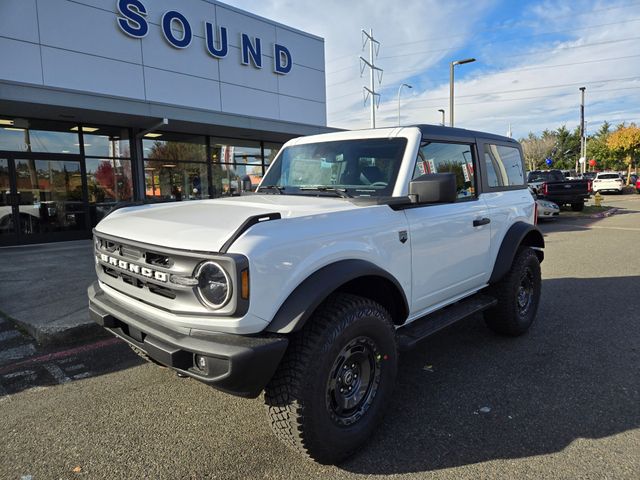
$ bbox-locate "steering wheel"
[369,181,388,187]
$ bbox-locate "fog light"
[195,355,207,370]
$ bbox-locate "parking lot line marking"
[554,223,640,232]
[43,363,71,384]
[65,364,85,372]
[0,330,22,342]
[0,337,121,375]
[3,370,36,379]
[0,344,36,363]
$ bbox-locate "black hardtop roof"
[413,124,519,145]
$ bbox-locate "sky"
[226,0,640,139]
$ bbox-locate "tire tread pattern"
[264,293,395,463]
[485,247,541,336]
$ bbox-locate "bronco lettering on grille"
[98,253,168,282]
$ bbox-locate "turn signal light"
[241,269,250,300]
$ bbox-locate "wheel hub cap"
[325,336,382,427]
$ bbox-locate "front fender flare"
[265,259,408,334]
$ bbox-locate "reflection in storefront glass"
[143,137,206,162]
[0,159,11,236]
[86,159,133,203]
[83,128,131,158]
[144,161,209,201]
[13,159,85,234]
[264,142,282,166]
[0,127,80,154]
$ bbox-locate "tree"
[551,125,581,169]
[520,133,555,171]
[606,124,640,184]
[586,122,616,171]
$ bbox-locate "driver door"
[404,141,491,316]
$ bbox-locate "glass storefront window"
[144,161,209,201]
[143,133,206,163]
[0,127,80,154]
[83,127,131,158]
[211,163,264,196]
[86,159,133,203]
[210,138,262,165]
[264,142,282,166]
[12,158,85,234]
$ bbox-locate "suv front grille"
[94,235,203,310]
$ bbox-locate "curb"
[590,207,619,219]
[3,310,109,347]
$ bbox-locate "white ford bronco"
[88,125,544,464]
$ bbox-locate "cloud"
[225,0,640,137]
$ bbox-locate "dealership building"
[0,0,329,246]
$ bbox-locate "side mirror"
[409,173,457,204]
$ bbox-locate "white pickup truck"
[88,125,544,464]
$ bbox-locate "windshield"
[259,138,407,197]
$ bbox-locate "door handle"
[473,217,491,227]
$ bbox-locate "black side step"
[397,294,497,351]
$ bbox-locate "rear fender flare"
[489,222,544,284]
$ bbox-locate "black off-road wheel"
[264,293,398,464]
[485,247,541,336]
[571,202,584,212]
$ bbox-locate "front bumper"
[88,282,288,398]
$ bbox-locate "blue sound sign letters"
[116,0,293,75]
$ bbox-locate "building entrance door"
[0,155,89,246]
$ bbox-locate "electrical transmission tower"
[360,29,383,128]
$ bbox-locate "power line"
[401,75,640,105]
[384,15,640,51]
[377,34,640,61]
[380,55,640,82]
[328,82,640,119]
[328,72,640,103]
[325,1,640,65]
[327,33,640,79]
[404,86,640,110]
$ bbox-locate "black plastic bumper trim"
[88,282,288,398]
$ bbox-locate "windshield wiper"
[258,185,285,194]
[298,186,352,198]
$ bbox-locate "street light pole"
[449,58,476,127]
[438,109,445,126]
[579,87,586,174]
[397,83,412,126]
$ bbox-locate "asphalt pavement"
[0,240,99,345]
[0,194,639,479]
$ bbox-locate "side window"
[413,142,476,201]
[484,144,525,187]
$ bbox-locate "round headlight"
[195,261,231,309]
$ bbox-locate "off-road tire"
[485,247,541,336]
[264,293,398,464]
[571,202,584,212]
